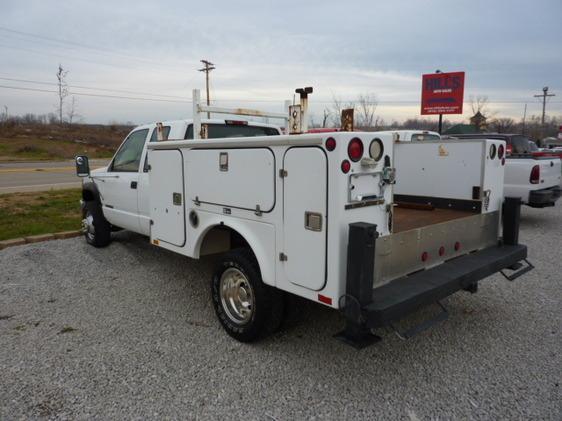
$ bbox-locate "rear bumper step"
[364,244,527,329]
[336,197,532,348]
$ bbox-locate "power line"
[0,85,191,103]
[0,76,189,100]
[1,83,561,106]
[0,26,198,70]
[0,41,190,78]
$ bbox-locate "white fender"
[188,210,276,287]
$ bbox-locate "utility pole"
[534,86,555,125]
[522,103,527,135]
[198,59,215,119]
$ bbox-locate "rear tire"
[211,249,284,342]
[82,202,111,248]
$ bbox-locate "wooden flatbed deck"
[393,205,475,233]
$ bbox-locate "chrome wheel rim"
[82,213,95,241]
[219,268,254,325]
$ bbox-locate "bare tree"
[356,93,379,129]
[1,105,7,123]
[330,95,356,127]
[490,117,515,133]
[469,95,497,119]
[56,64,68,124]
[66,96,81,125]
[322,108,330,128]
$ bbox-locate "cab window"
[150,126,171,142]
[411,133,440,141]
[111,129,149,172]
[185,123,279,139]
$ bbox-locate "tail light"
[454,241,461,251]
[341,160,351,173]
[348,138,364,162]
[439,246,445,256]
[498,144,505,159]
[421,251,429,262]
[325,137,336,151]
[530,165,540,184]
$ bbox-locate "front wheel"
[211,249,284,342]
[82,202,111,247]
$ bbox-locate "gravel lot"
[1,206,560,420]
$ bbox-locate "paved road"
[0,159,110,194]
[0,205,560,419]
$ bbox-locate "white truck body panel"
[283,147,327,290]
[149,149,186,246]
[186,148,276,212]
[394,139,505,212]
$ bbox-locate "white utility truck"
[76,88,532,347]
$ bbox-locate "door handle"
[130,181,138,189]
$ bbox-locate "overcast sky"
[1,0,561,125]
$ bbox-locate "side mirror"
[75,155,90,177]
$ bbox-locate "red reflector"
[325,137,336,151]
[454,241,461,251]
[341,159,351,173]
[501,158,506,166]
[439,246,445,256]
[421,251,429,262]
[348,138,364,162]
[530,165,540,184]
[318,294,332,305]
[498,144,505,159]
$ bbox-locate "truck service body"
[450,133,561,208]
[76,90,532,347]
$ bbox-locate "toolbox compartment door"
[149,149,186,247]
[283,147,327,290]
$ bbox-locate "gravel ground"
[1,206,560,420]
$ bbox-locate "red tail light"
[530,165,540,184]
[454,241,461,251]
[498,144,505,159]
[348,138,364,162]
[325,137,336,151]
[439,246,445,256]
[421,251,429,262]
[341,160,351,173]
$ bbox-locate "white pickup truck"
[448,133,561,208]
[75,90,532,347]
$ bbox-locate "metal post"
[502,197,521,246]
[192,89,201,140]
[284,100,291,134]
[335,222,380,348]
[438,114,443,134]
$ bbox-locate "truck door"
[149,149,186,247]
[100,128,149,232]
[283,147,327,290]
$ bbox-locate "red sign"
[421,71,465,115]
